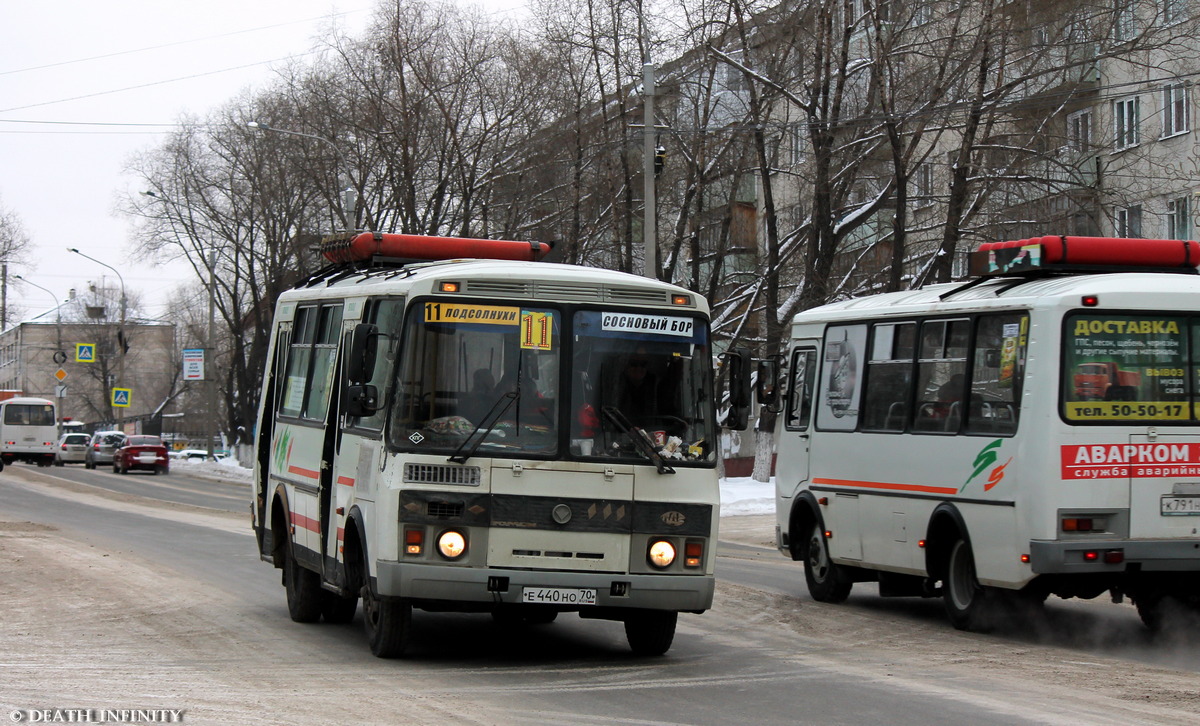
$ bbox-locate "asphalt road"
[2,463,1198,725]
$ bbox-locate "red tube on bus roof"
[320,232,553,264]
[973,236,1200,276]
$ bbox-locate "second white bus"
[0,396,58,469]
[773,235,1200,631]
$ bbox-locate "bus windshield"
[569,310,715,465]
[391,301,561,456]
[387,302,714,465]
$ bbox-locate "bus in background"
[0,396,58,469]
[253,232,726,657]
[771,236,1200,631]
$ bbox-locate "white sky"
[0,0,526,321]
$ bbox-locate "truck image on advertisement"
[1073,361,1141,400]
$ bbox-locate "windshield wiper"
[448,391,518,464]
[600,406,675,474]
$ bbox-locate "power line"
[0,8,370,77]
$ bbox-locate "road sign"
[54,368,67,382]
[111,388,131,408]
[182,348,205,381]
[55,385,67,398]
[76,344,95,363]
[53,350,67,365]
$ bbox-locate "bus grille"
[403,463,481,487]
[427,500,465,519]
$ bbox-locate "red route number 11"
[521,312,553,350]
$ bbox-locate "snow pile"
[178,457,775,517]
[720,476,774,516]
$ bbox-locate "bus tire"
[943,537,994,632]
[284,544,323,624]
[320,590,358,624]
[624,609,677,656]
[804,523,852,603]
[361,574,411,658]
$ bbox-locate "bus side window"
[785,349,816,430]
[862,322,915,432]
[349,298,405,431]
[914,319,969,433]
[966,313,1027,435]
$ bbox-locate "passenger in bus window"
[616,350,658,420]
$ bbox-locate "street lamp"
[13,275,64,433]
[66,248,126,423]
[140,191,219,461]
[247,120,358,230]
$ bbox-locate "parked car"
[113,435,169,475]
[169,448,212,461]
[84,431,126,469]
[54,432,91,466]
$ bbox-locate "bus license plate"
[1161,495,1200,515]
[521,587,596,605]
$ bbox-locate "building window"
[1167,197,1190,240]
[913,3,933,26]
[1115,205,1143,237]
[1113,96,1140,150]
[1163,0,1187,26]
[913,164,934,206]
[788,123,805,166]
[1162,83,1189,137]
[1068,109,1092,152]
[1114,0,1137,42]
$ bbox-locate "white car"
[170,449,213,461]
[54,433,91,466]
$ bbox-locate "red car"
[113,435,170,475]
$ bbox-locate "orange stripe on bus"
[336,475,355,487]
[290,511,320,533]
[812,477,958,495]
[287,465,320,480]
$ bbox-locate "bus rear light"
[1104,549,1124,564]
[1062,517,1107,532]
[404,527,424,555]
[684,541,703,568]
[1083,551,1099,562]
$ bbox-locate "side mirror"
[347,323,380,384]
[724,348,752,430]
[756,356,781,410]
[345,384,381,418]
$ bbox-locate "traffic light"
[654,142,666,177]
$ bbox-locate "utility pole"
[206,249,217,461]
[643,63,657,280]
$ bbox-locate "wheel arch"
[341,506,369,594]
[925,502,969,581]
[787,491,822,561]
[269,484,292,569]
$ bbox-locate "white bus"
[0,396,58,469]
[772,236,1200,631]
[253,232,723,657]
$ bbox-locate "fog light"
[437,530,467,560]
[648,540,676,568]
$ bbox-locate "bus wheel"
[1135,593,1199,632]
[320,590,358,624]
[361,580,411,658]
[944,537,994,632]
[284,544,322,623]
[804,523,852,603]
[624,609,677,656]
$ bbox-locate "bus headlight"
[647,540,676,568]
[437,530,468,560]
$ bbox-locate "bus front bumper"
[376,561,715,612]
[1029,538,1200,574]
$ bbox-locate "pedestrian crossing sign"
[111,388,131,408]
[76,343,96,363]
